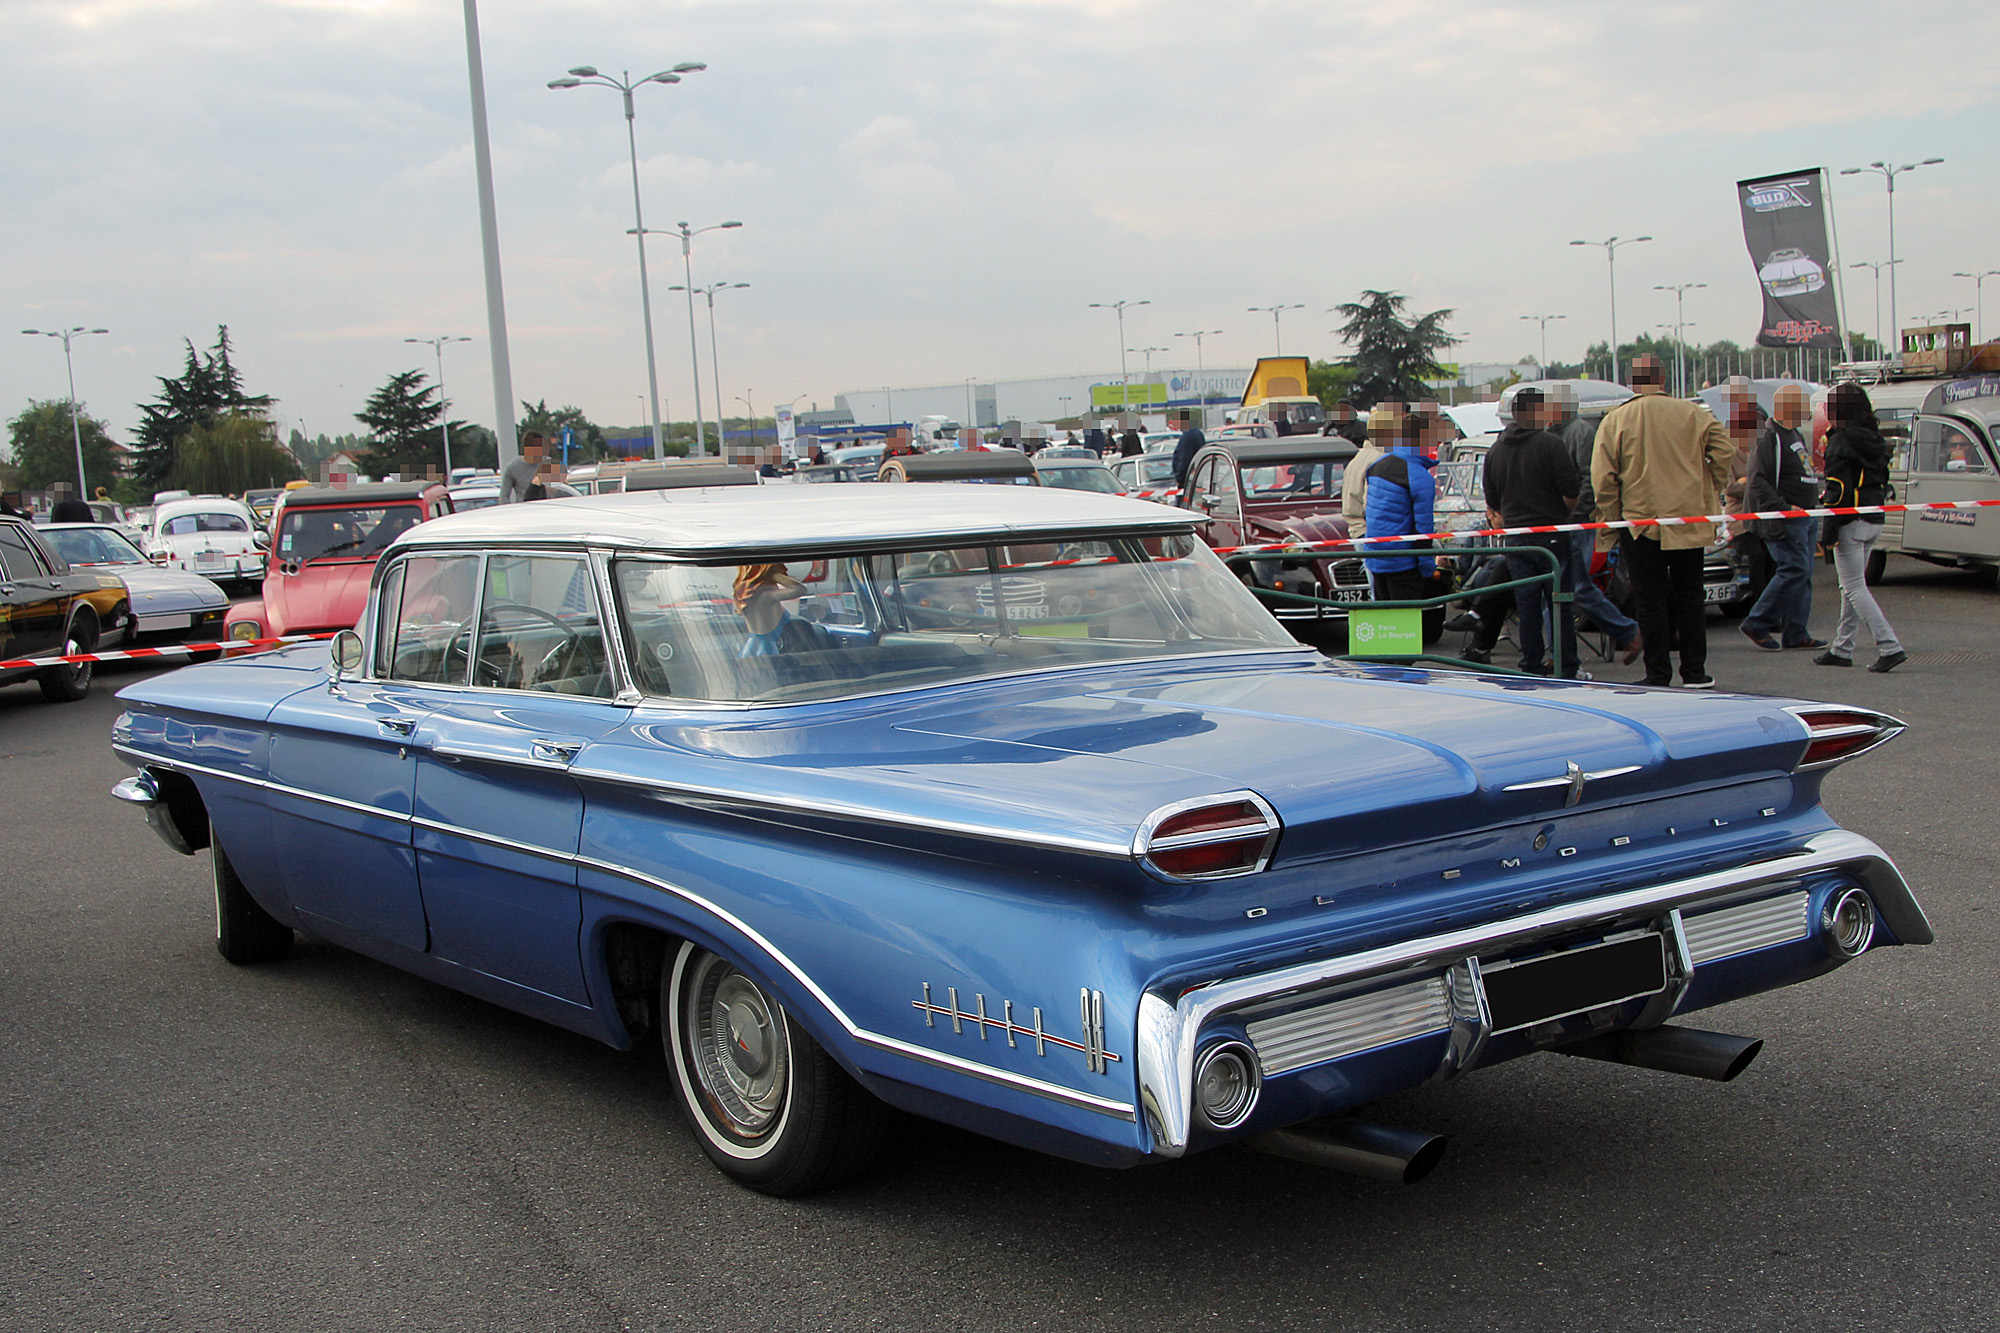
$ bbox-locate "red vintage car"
[1180,438,1366,638]
[225,482,453,643]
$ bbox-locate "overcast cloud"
[5,0,1998,442]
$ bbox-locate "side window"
[373,560,407,676]
[1914,418,1993,475]
[1190,458,1217,508]
[384,554,481,685]
[473,555,612,696]
[0,523,47,578]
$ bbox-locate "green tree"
[132,326,274,489]
[520,400,606,461]
[357,369,453,476]
[1307,360,1359,408]
[1331,290,1461,407]
[6,399,122,493]
[174,413,301,494]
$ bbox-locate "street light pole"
[405,336,472,477]
[1953,270,2000,345]
[963,377,977,429]
[1839,158,1943,361]
[1127,345,1169,375]
[548,61,706,461]
[21,327,108,497]
[1519,314,1566,371]
[1247,304,1305,354]
[1089,299,1150,412]
[1652,284,1704,397]
[669,281,749,456]
[1172,329,1223,429]
[1849,260,1902,358]
[460,0,520,471]
[634,220,743,457]
[1571,236,1651,384]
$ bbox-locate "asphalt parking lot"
[2,558,1994,1333]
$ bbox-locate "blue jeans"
[1505,535,1578,677]
[1744,516,1816,645]
[1568,530,1638,644]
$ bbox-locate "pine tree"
[1331,291,1461,408]
[356,369,448,477]
[131,326,275,489]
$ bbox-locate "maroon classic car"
[225,482,452,644]
[1180,437,1366,636]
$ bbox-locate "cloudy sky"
[5,0,1999,446]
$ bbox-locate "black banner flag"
[1737,171,1844,349]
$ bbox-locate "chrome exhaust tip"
[1247,1120,1448,1185]
[1556,1024,1763,1083]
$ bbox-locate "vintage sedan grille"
[1681,891,1811,965]
[1245,976,1452,1076]
[1329,558,1369,591]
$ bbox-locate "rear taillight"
[1786,706,1905,770]
[1136,793,1279,880]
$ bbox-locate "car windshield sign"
[280,505,423,564]
[609,533,1294,703]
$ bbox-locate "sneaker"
[1443,611,1483,633]
[1459,646,1492,665]
[1681,674,1716,689]
[1868,650,1909,674]
[1619,631,1643,665]
[1784,637,1829,650]
[1740,626,1781,652]
[1813,651,1852,667]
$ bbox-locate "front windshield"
[1239,458,1342,501]
[612,533,1295,703]
[1039,466,1122,494]
[278,504,423,564]
[45,527,147,566]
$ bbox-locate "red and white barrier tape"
[1213,498,2000,556]
[0,631,338,672]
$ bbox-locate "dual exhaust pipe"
[1244,1025,1761,1186]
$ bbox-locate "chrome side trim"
[1135,829,1925,1156]
[113,745,262,790]
[409,816,575,865]
[263,779,405,824]
[1681,891,1811,965]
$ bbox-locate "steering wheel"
[442,602,582,688]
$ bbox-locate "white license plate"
[1702,581,1738,603]
[1328,588,1371,603]
[195,552,224,566]
[147,614,191,631]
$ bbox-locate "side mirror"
[329,628,364,680]
[253,529,271,548]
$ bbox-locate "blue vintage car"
[109,487,1929,1195]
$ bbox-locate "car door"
[400,551,627,1005]
[1902,415,2000,560]
[0,519,67,660]
[261,552,475,951]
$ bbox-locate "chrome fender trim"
[1135,829,1925,1156]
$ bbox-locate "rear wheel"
[37,617,96,702]
[213,830,293,964]
[663,943,887,1195]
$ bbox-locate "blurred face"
[1773,385,1810,429]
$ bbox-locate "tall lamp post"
[734,392,758,460]
[1128,345,1169,374]
[670,280,750,456]
[1652,283,1705,397]
[1519,313,1566,371]
[459,0,519,471]
[634,220,743,456]
[1089,299,1150,413]
[1247,303,1305,354]
[1839,158,1943,362]
[1953,270,1999,345]
[21,327,108,497]
[1173,328,1223,428]
[405,335,472,477]
[1570,236,1651,384]
[1849,260,1903,358]
[548,62,707,461]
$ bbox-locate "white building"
[833,367,1256,430]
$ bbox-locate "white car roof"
[153,496,255,521]
[390,484,1194,559]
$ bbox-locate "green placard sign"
[1345,606,1421,656]
[1089,382,1168,409]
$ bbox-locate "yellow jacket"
[1591,391,1733,550]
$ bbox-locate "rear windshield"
[611,533,1293,703]
[161,511,249,536]
[1239,458,1342,500]
[278,505,424,563]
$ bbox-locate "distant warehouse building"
[832,367,1255,431]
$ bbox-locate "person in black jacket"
[1482,388,1584,677]
[1169,413,1205,492]
[1815,382,1905,672]
[1739,385,1827,651]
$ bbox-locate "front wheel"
[663,943,888,1195]
[213,830,293,964]
[37,618,96,702]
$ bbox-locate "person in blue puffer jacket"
[1362,408,1438,603]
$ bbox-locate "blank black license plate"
[1481,934,1668,1034]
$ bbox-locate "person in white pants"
[1815,382,1906,674]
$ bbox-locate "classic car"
[447,480,583,511]
[879,452,1036,485]
[1759,247,1827,298]
[1180,437,1369,632]
[0,514,106,702]
[108,488,1929,1196]
[1032,458,1125,494]
[150,497,267,591]
[225,482,452,643]
[1109,451,1181,503]
[39,523,229,643]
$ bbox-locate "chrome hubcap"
[684,953,789,1139]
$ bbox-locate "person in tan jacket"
[1592,355,1732,688]
[1340,402,1398,539]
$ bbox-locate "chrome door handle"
[377,717,418,737]
[530,739,582,765]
